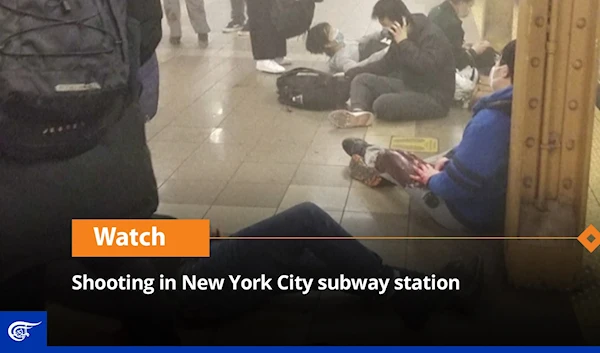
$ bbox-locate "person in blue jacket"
[342,40,516,234]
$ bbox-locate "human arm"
[427,112,511,201]
[388,29,451,75]
[344,57,391,80]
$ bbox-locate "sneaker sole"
[223,28,242,33]
[349,155,382,187]
[328,110,375,129]
[257,68,286,75]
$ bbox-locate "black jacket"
[346,14,455,113]
[128,0,163,64]
[428,1,475,70]
[0,0,163,281]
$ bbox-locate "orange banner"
[72,219,210,257]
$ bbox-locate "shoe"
[275,57,292,66]
[223,21,244,33]
[256,60,286,74]
[349,155,383,187]
[328,110,375,129]
[342,138,370,158]
[454,67,477,105]
[169,36,181,45]
[459,65,479,84]
[198,33,209,48]
[238,23,250,36]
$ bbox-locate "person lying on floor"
[428,0,498,105]
[167,202,484,328]
[428,0,497,76]
[341,40,516,234]
[305,22,390,74]
[327,0,455,129]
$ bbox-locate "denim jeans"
[177,203,396,320]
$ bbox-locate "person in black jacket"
[0,0,179,345]
[328,0,455,128]
[428,0,497,75]
[247,0,292,74]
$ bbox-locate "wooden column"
[505,0,600,289]
[479,0,515,49]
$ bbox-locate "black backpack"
[271,0,317,39]
[276,68,351,111]
[0,0,132,162]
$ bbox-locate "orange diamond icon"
[578,225,600,253]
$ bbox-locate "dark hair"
[372,0,413,25]
[306,22,332,54]
[499,40,516,82]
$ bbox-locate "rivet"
[577,18,587,28]
[566,140,575,150]
[42,129,49,135]
[568,100,579,110]
[523,177,533,188]
[563,179,573,189]
[526,137,535,148]
[58,126,63,132]
[535,16,546,27]
[529,98,539,109]
[572,59,583,70]
[531,57,541,67]
[49,127,55,133]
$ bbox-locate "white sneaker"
[458,66,479,85]
[328,110,375,129]
[455,68,477,104]
[275,57,292,66]
[256,60,286,74]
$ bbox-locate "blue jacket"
[428,86,513,233]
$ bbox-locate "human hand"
[473,40,491,55]
[389,19,408,44]
[411,163,441,185]
[434,157,450,171]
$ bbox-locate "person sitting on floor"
[341,40,516,234]
[429,0,497,75]
[327,0,455,128]
[428,0,498,105]
[305,22,390,74]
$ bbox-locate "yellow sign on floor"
[390,137,439,153]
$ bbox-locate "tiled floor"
[49,0,600,345]
[151,0,474,242]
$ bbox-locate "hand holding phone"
[388,17,408,44]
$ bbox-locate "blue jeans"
[178,203,395,319]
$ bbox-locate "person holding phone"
[328,0,455,128]
[341,40,517,234]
